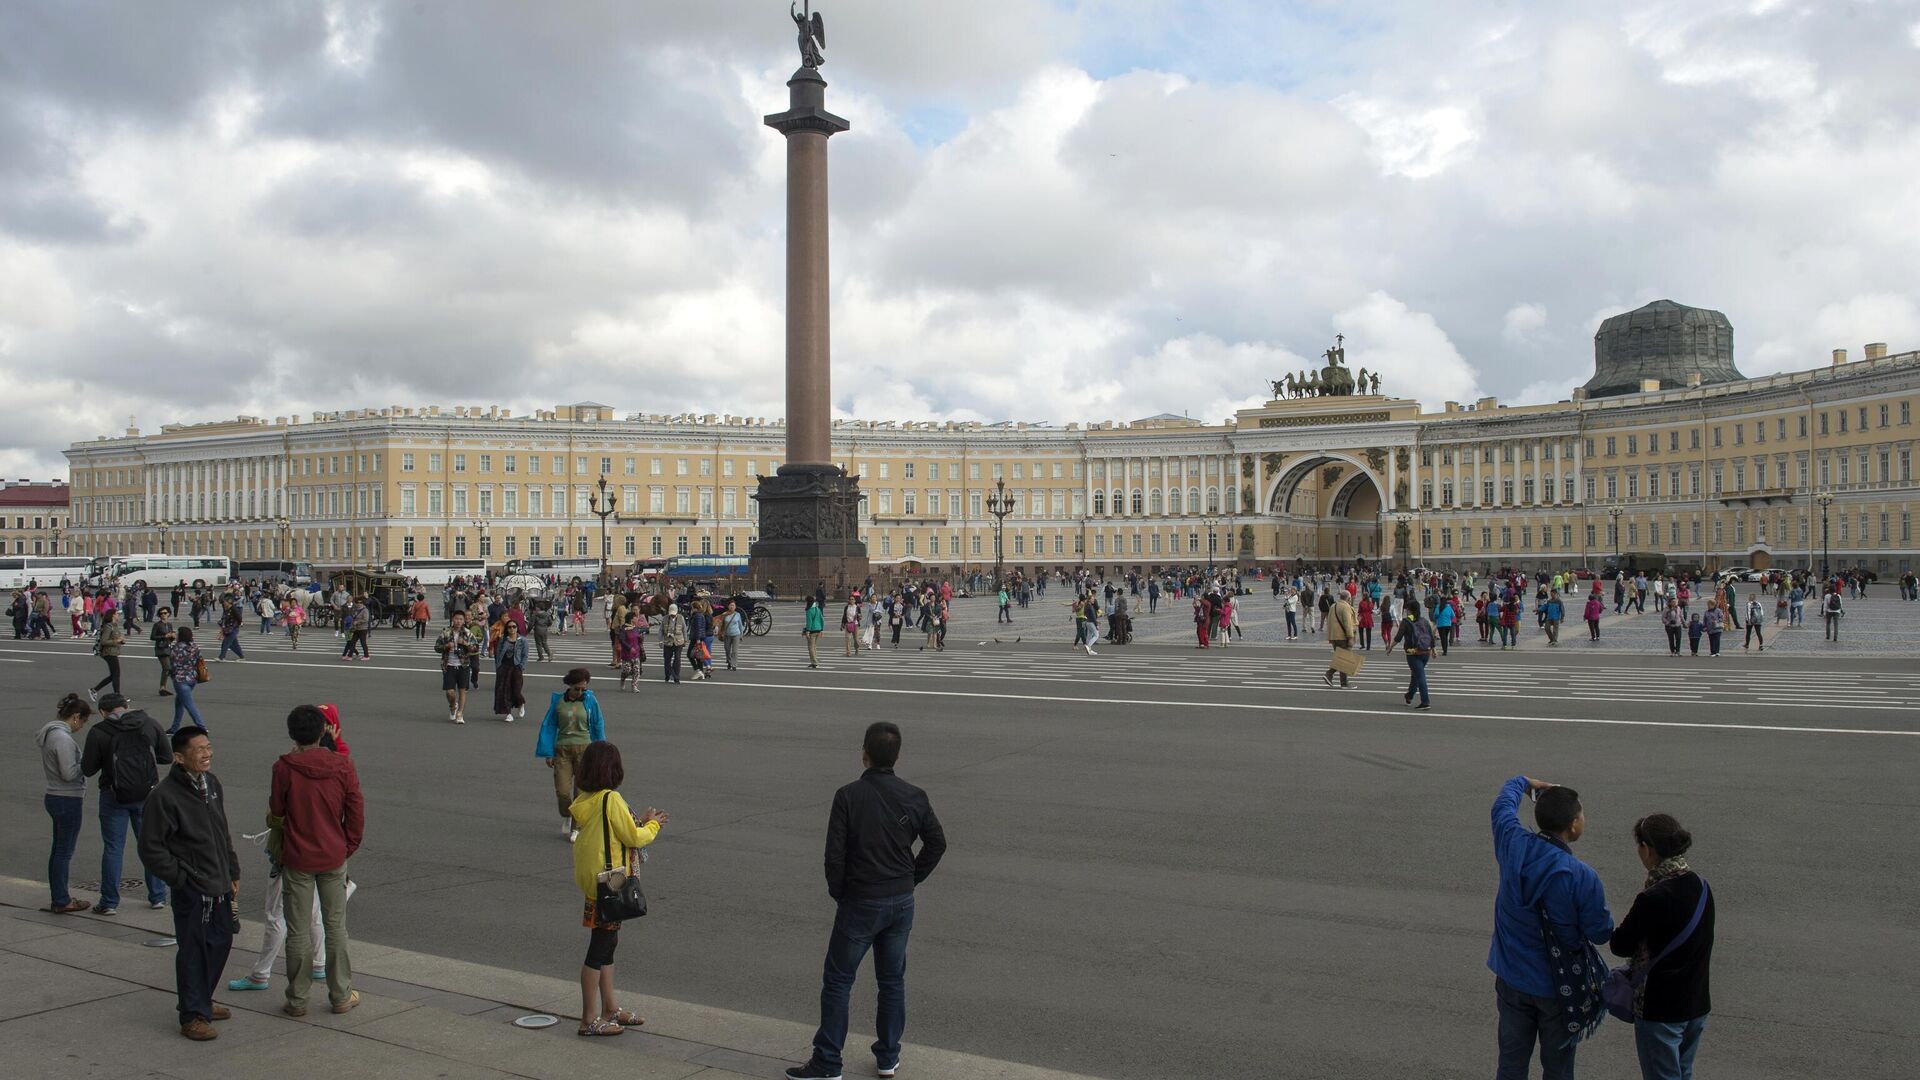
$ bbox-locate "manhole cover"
[513,1015,559,1029]
[143,938,177,948]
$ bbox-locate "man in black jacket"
[139,727,242,1041]
[787,722,946,1080]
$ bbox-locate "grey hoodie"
[38,720,85,798]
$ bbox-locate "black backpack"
[107,720,159,806]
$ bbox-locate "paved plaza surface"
[3,598,1917,1079]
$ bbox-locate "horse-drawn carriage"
[629,586,773,637]
[308,569,417,630]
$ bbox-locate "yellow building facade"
[62,344,1920,579]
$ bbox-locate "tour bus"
[0,555,95,589]
[100,554,232,589]
[662,554,750,579]
[503,557,603,581]
[382,557,486,586]
[232,559,315,587]
[1602,551,1669,580]
[632,558,668,584]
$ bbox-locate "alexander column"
[751,1,869,596]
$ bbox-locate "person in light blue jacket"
[1489,775,1613,1080]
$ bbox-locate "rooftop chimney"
[1832,348,1847,365]
[1865,342,1888,360]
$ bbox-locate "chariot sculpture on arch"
[1271,334,1383,398]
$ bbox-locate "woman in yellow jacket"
[569,741,668,1037]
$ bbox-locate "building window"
[529,535,541,556]
[1733,426,1743,446]
[651,535,663,556]
[402,453,415,472]
[504,534,517,556]
[1606,436,1617,456]
[1585,524,1596,548]
[403,535,415,556]
[428,535,442,556]
[1483,480,1495,504]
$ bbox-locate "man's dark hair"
[1535,785,1582,835]
[564,667,591,686]
[287,705,327,747]
[576,740,624,793]
[1633,813,1692,859]
[171,726,210,752]
[864,721,902,769]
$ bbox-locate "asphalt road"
[3,611,1915,1079]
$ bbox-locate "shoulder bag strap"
[1634,878,1709,985]
[600,792,617,872]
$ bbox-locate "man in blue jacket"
[1490,776,1613,1080]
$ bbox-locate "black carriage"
[334,569,417,629]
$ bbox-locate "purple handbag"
[1602,878,1708,1023]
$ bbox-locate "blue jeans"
[1404,653,1430,705]
[172,679,205,732]
[1635,1015,1706,1080]
[218,631,245,659]
[46,794,83,906]
[98,792,166,909]
[1495,976,1575,1080]
[811,893,915,1072]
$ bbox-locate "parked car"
[1716,566,1764,583]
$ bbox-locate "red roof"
[0,486,70,508]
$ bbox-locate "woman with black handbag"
[569,741,667,1037]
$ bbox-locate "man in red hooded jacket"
[270,704,365,1018]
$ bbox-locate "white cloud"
[1,0,1918,480]
[1502,302,1548,344]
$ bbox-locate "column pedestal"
[752,465,868,597]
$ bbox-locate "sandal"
[609,1009,644,1027]
[577,1016,623,1037]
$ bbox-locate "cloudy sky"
[4,0,1919,479]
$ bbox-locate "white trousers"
[248,870,355,980]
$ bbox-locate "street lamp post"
[275,517,291,561]
[587,476,617,588]
[1201,514,1221,574]
[1607,506,1624,563]
[471,519,492,573]
[986,478,1014,591]
[51,526,62,557]
[1815,491,1834,580]
[155,520,170,556]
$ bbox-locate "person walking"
[721,600,745,671]
[1742,595,1765,651]
[1489,776,1613,1080]
[1660,599,1683,655]
[1610,814,1714,1080]
[1703,604,1724,658]
[89,612,127,699]
[1395,599,1436,710]
[997,584,1012,624]
[216,601,246,662]
[1435,592,1458,655]
[271,704,366,1019]
[1357,595,1375,651]
[569,742,668,1038]
[841,594,862,657]
[339,596,371,661]
[138,726,242,1041]
[149,607,178,696]
[434,611,480,724]
[786,723,946,1080]
[1322,591,1358,689]
[167,627,208,733]
[887,595,904,649]
[804,596,825,668]
[39,693,95,914]
[1821,586,1843,641]
[538,669,607,843]
[1192,594,1210,649]
[1583,589,1604,642]
[494,621,529,720]
[80,693,172,915]
[660,604,688,683]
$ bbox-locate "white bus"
[232,560,315,586]
[504,557,602,581]
[102,554,232,589]
[0,555,95,589]
[382,557,486,585]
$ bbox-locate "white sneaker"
[515,704,526,718]
[1087,648,1098,655]
[453,713,465,724]
[561,820,574,838]
[568,827,580,843]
